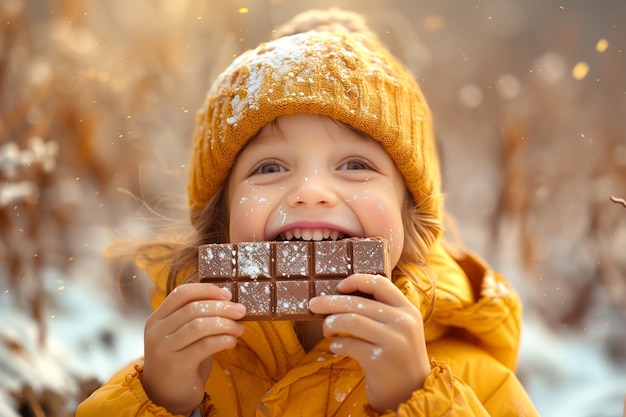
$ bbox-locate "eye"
[252,160,286,175]
[339,158,374,171]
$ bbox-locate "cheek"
[230,196,250,221]
[358,197,405,268]
[229,190,272,242]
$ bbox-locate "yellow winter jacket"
[77,243,539,416]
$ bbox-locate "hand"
[308,274,430,412]
[142,283,246,415]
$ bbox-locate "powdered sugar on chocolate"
[197,238,390,320]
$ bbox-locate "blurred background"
[1,0,624,416]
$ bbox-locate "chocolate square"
[314,240,350,277]
[275,280,312,318]
[236,241,271,279]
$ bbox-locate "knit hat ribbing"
[188,9,442,240]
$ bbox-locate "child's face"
[227,113,408,268]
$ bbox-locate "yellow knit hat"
[188,9,443,240]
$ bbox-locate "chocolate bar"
[198,238,390,320]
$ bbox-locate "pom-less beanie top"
[187,9,442,241]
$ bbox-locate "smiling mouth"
[277,228,348,242]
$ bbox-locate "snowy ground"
[0,265,148,416]
[519,314,626,417]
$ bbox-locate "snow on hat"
[187,8,443,239]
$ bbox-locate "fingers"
[308,273,424,349]
[328,334,382,363]
[322,311,383,339]
[151,283,237,319]
[166,315,245,352]
[336,274,411,307]
[162,298,246,334]
[145,283,247,353]
[309,274,413,322]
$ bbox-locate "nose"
[286,172,338,208]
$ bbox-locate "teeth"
[278,228,345,241]
[301,229,313,241]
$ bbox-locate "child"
[77,8,539,417]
